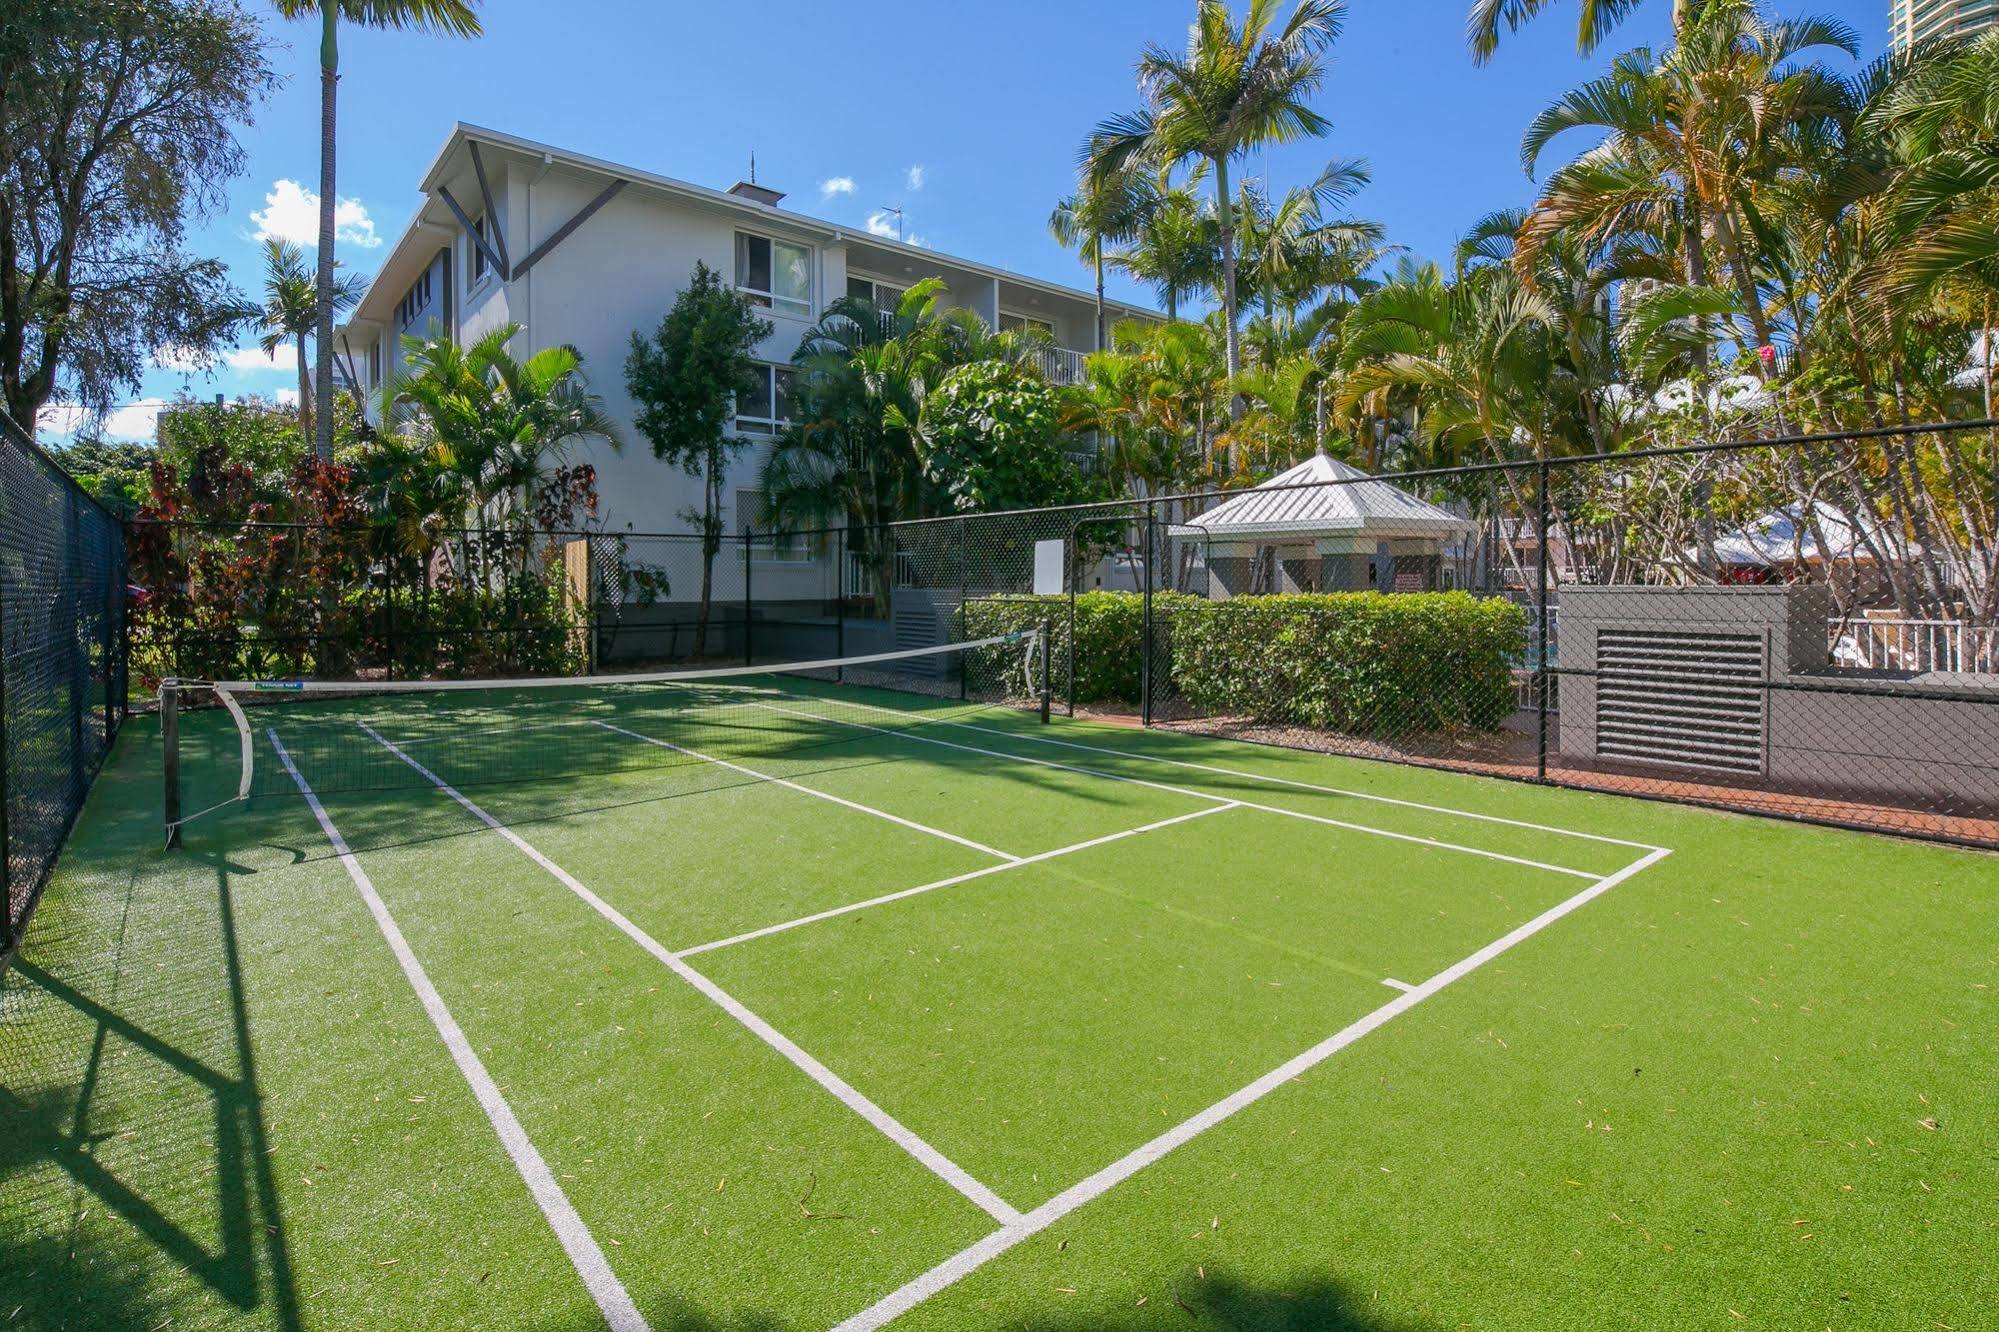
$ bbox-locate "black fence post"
[1141,505,1156,728]
[1535,454,1551,782]
[834,525,846,679]
[1039,617,1053,723]
[0,540,12,955]
[742,525,754,666]
[385,554,398,682]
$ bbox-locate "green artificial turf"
[2,689,1993,1331]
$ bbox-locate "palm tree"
[272,0,482,462]
[1111,185,1219,320]
[1468,0,1697,65]
[255,238,365,441]
[759,282,999,612]
[1086,0,1347,426]
[1519,0,1859,361]
[1049,168,1152,350]
[385,322,621,583]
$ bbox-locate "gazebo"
[1170,449,1478,597]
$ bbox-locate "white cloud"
[819,175,856,199]
[36,399,169,442]
[276,388,300,407]
[250,179,382,249]
[865,209,924,247]
[226,344,297,373]
[905,164,926,192]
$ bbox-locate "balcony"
[1021,344,1087,386]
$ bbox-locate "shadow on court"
[0,765,302,1332]
[1017,1269,1440,1331]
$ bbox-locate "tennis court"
[3,641,1993,1331]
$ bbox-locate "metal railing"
[1830,617,1998,674]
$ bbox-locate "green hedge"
[967,589,1525,734]
[1166,592,1526,736]
[963,591,1198,703]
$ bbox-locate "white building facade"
[334,123,1154,545]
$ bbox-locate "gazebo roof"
[1171,449,1477,541]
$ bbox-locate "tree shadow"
[0,848,301,1331]
[1012,1268,1439,1331]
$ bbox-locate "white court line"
[676,803,1244,958]
[757,702,1601,880]
[355,721,1022,1228]
[267,731,649,1332]
[591,719,1019,863]
[796,695,1664,853]
[832,843,1674,1332]
[1381,977,1415,992]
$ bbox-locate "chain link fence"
[122,419,1997,851]
[1,412,128,959]
[880,421,1999,850]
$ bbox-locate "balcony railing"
[1021,344,1087,386]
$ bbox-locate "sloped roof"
[1704,500,1898,567]
[1172,450,1477,541]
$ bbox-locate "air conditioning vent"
[1595,629,1765,773]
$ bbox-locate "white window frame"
[999,309,1056,338]
[846,272,907,310]
[735,230,812,318]
[732,362,797,438]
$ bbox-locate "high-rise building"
[1891,0,1999,52]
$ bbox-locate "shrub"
[965,589,1525,733]
[963,590,1193,705]
[1167,593,1525,735]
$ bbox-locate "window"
[469,214,492,287]
[368,340,381,387]
[736,231,811,317]
[735,487,809,562]
[396,269,432,328]
[846,275,905,310]
[1000,311,1055,338]
[734,362,798,436]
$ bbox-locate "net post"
[1038,619,1052,724]
[742,524,754,667]
[1065,523,1078,718]
[162,678,182,849]
[834,525,846,681]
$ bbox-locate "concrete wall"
[1556,583,1998,810]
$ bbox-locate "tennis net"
[162,629,1051,843]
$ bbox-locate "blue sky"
[47,0,1890,441]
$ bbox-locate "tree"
[759,282,1009,612]
[1049,168,1152,350]
[1468,0,1696,65]
[50,437,156,518]
[915,361,1100,513]
[625,263,772,655]
[1086,0,1347,429]
[256,239,365,440]
[0,0,276,433]
[271,0,482,462]
[1112,186,1219,320]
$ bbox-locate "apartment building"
[1890,0,1999,51]
[333,123,1154,540]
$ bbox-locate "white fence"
[1829,618,1998,674]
